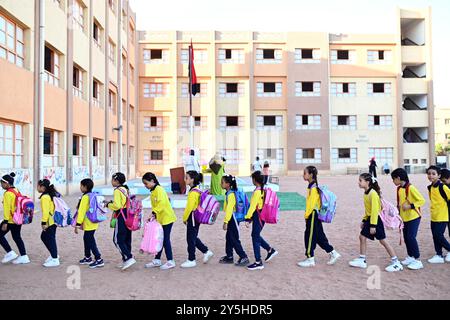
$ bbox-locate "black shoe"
[219,256,234,264]
[235,257,250,266]
[79,257,93,265]
[247,261,264,271]
[89,259,104,269]
[265,248,278,262]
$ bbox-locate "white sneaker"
[203,250,214,264]
[12,255,30,265]
[160,260,176,270]
[297,257,315,268]
[121,258,136,270]
[445,253,450,263]
[145,259,162,269]
[116,263,124,269]
[1,251,18,264]
[385,260,403,272]
[45,255,60,264]
[401,256,415,266]
[407,259,424,270]
[327,250,341,265]
[43,258,60,268]
[181,260,197,268]
[349,258,367,269]
[428,255,445,264]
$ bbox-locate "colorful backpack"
[86,193,108,223]
[258,187,280,224]
[118,188,143,231]
[230,189,250,223]
[192,189,220,225]
[9,189,34,225]
[140,218,164,254]
[316,185,337,223]
[53,196,73,227]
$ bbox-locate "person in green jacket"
[209,153,225,195]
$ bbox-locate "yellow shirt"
[397,184,425,222]
[107,187,128,212]
[244,189,264,220]
[150,185,177,225]
[76,194,99,231]
[428,183,450,222]
[363,189,381,226]
[40,194,55,227]
[2,188,18,224]
[305,184,321,219]
[224,191,236,224]
[183,186,201,223]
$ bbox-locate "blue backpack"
[228,189,250,223]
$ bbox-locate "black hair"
[186,170,203,188]
[426,165,441,175]
[1,172,16,187]
[263,161,270,168]
[190,149,195,156]
[222,174,237,191]
[38,179,59,200]
[80,178,94,193]
[359,173,381,196]
[305,166,319,185]
[441,168,450,180]
[142,172,160,189]
[112,172,129,190]
[256,156,260,161]
[391,168,409,184]
[251,170,265,188]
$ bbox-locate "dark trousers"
[403,218,421,259]
[84,230,101,260]
[186,213,208,261]
[0,221,26,256]
[431,222,450,256]
[305,211,333,258]
[155,223,173,261]
[113,212,133,261]
[369,166,377,178]
[225,216,247,259]
[251,211,271,262]
[40,224,58,259]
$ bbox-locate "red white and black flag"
[189,40,200,96]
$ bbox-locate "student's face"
[303,170,310,181]
[392,177,402,187]
[442,177,450,185]
[111,178,120,187]
[1,181,8,190]
[251,177,257,186]
[80,184,88,193]
[185,174,193,186]
[427,170,440,183]
[142,179,155,190]
[358,177,369,189]
[37,184,46,193]
[221,179,229,190]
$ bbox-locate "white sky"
[129,0,450,107]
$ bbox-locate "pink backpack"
[140,219,164,254]
[192,189,220,225]
[9,189,35,225]
[380,198,404,244]
[257,187,280,224]
[117,188,143,231]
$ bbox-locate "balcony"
[401,18,425,46]
[402,64,426,79]
[402,94,427,110]
[403,127,428,143]
[402,46,425,64]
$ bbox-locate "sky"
[129,0,450,107]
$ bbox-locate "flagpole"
[188,41,194,152]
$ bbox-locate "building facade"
[434,107,450,149]
[0,0,137,195]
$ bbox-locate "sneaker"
[121,258,136,271]
[89,259,104,269]
[116,263,124,269]
[327,250,341,265]
[247,262,264,271]
[446,253,450,263]
[181,260,197,268]
[265,248,278,263]
[45,255,60,264]
[160,260,176,270]
[219,256,234,264]
[79,257,93,265]
[12,255,30,265]
[235,257,250,267]
[349,258,367,269]
[401,256,415,266]
[43,258,60,268]
[385,260,403,272]
[407,259,424,270]
[297,257,315,268]
[428,255,445,264]
[203,250,214,264]
[1,251,18,264]
[145,259,162,268]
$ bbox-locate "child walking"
[219,174,249,266]
[349,173,403,272]
[390,168,425,270]
[244,171,278,271]
[142,172,177,270]
[181,171,214,268]
[0,172,30,265]
[440,168,450,238]
[75,178,104,269]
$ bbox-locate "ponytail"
[251,170,265,189]
[112,172,129,190]
[38,179,59,200]
[305,166,318,186]
[360,173,381,196]
[222,174,238,191]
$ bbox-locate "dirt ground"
[0,174,449,300]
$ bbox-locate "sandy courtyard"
[0,174,449,300]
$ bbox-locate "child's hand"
[1,223,7,232]
[360,222,364,230]
[245,221,251,228]
[74,226,79,234]
[402,203,411,211]
[370,227,376,235]
[183,221,187,225]
[139,249,144,254]
[223,223,227,231]
[41,224,48,231]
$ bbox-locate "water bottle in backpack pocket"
[53,196,72,227]
[192,189,220,225]
[316,185,337,223]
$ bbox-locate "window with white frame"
[294,49,321,63]
[73,0,85,31]
[143,83,169,98]
[219,116,244,130]
[108,90,116,114]
[330,82,356,97]
[108,141,117,165]
[256,49,282,64]
[295,82,321,97]
[331,50,355,64]
[368,115,393,129]
[128,146,135,162]
[143,116,169,131]
[72,135,84,167]
[143,149,168,165]
[93,20,102,49]
[73,65,84,99]
[331,148,357,163]
[0,13,25,68]
[219,149,243,165]
[108,39,116,64]
[181,116,207,129]
[367,50,392,64]
[121,144,126,165]
[256,115,283,130]
[368,148,394,165]
[129,105,135,124]
[256,82,282,97]
[181,82,207,98]
[92,138,103,166]
[43,129,61,167]
[219,82,244,98]
[367,82,391,96]
[44,46,60,87]
[180,49,208,64]
[296,148,322,164]
[143,49,169,64]
[218,49,244,64]
[92,79,102,107]
[295,115,321,130]
[257,148,284,164]
[331,115,357,130]
[0,121,23,169]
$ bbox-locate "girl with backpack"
[105,172,136,271]
[181,171,214,268]
[74,178,104,269]
[0,172,30,265]
[390,168,426,270]
[349,173,403,272]
[142,172,177,270]
[244,171,278,271]
[37,179,60,267]
[298,166,340,268]
[219,174,249,267]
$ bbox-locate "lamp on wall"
[113,125,123,131]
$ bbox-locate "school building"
[137,8,435,177]
[434,107,450,149]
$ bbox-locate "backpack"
[396,184,421,216]
[427,183,449,203]
[140,219,164,254]
[9,189,34,225]
[117,188,143,231]
[257,187,280,224]
[53,196,73,227]
[192,189,220,225]
[316,185,337,223]
[85,193,108,223]
[227,189,249,223]
[379,197,404,245]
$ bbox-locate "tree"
[435,143,448,156]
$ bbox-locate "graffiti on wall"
[0,168,33,196]
[43,167,66,187]
[72,166,89,182]
[92,166,105,181]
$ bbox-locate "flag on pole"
[189,40,200,96]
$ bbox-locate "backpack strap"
[116,187,130,220]
[396,186,401,209]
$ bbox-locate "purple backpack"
[85,192,108,223]
[192,189,220,225]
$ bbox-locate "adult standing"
[252,157,263,173]
[369,157,377,178]
[184,150,200,173]
[209,153,225,195]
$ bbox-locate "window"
[0,14,25,68]
[295,115,321,130]
[143,49,169,64]
[218,149,243,165]
[93,21,101,48]
[122,100,126,121]
[296,148,322,164]
[180,49,208,64]
[43,129,60,167]
[227,83,238,93]
[421,159,427,164]
[263,116,276,126]
[151,150,163,160]
[368,115,393,129]
[122,55,126,76]
[108,39,116,64]
[129,105,134,124]
[257,82,282,97]
[373,83,385,93]
[73,66,83,98]
[330,82,356,97]
[368,83,391,96]
[0,121,23,169]
[368,50,392,64]
[108,0,116,13]
[337,50,349,60]
[129,146,135,162]
[294,48,320,63]
[44,46,60,86]
[108,141,117,164]
[73,0,85,31]
[93,139,99,157]
[129,23,134,43]
[218,49,244,64]
[129,65,134,84]
[219,116,243,130]
[256,49,282,64]
[331,50,355,64]
[412,159,418,164]
[143,150,169,165]
[332,148,357,163]
[219,83,244,98]
[151,49,162,59]
[257,148,284,164]
[256,115,283,130]
[181,116,207,130]
[295,82,321,97]
[301,49,313,59]
[121,10,127,31]
[72,135,84,166]
[444,119,450,125]
[331,115,356,130]
[93,79,101,107]
[108,90,116,114]
[226,117,238,127]
[143,116,168,131]
[143,83,169,98]
[368,148,394,166]
[181,83,207,98]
